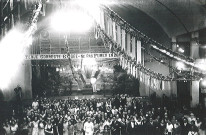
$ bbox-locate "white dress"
[63,122,69,135]
[38,122,45,135]
[84,122,94,135]
[32,121,39,135]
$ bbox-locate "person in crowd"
[10,120,18,135]
[3,121,11,135]
[127,117,137,135]
[111,117,121,135]
[45,119,53,135]
[75,118,84,135]
[32,116,39,135]
[68,120,75,135]
[38,117,45,135]
[63,118,69,135]
[0,94,205,135]
[84,117,94,135]
[166,120,173,135]
[173,120,181,135]
[181,118,191,135]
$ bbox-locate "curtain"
[132,36,136,59]
[126,33,130,54]
[112,21,116,42]
[136,40,141,64]
[122,29,126,51]
[117,25,121,47]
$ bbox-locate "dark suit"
[181,123,191,135]
[127,121,136,135]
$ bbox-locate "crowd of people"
[0,94,206,135]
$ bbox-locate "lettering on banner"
[25,53,118,60]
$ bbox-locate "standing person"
[166,121,173,135]
[14,85,22,114]
[3,121,11,135]
[173,121,181,135]
[111,117,121,135]
[63,118,69,135]
[45,119,53,135]
[93,120,99,135]
[84,117,94,135]
[97,121,104,135]
[38,117,45,135]
[32,116,39,135]
[75,118,84,135]
[68,121,74,135]
[127,117,136,135]
[10,120,18,135]
[181,118,191,135]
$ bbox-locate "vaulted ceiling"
[106,0,206,38]
[17,0,206,45]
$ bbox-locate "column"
[190,32,199,59]
[190,32,200,107]
[190,81,199,107]
[171,37,177,78]
[170,37,178,99]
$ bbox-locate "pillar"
[190,81,199,107]
[190,32,199,59]
[190,32,200,107]
[171,37,177,96]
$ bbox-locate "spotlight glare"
[91,77,97,84]
[82,58,96,66]
[0,29,32,89]
[51,9,93,33]
[178,47,184,53]
[176,61,185,70]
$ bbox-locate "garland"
[102,6,196,69]
[97,26,172,80]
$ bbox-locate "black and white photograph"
[0,0,206,135]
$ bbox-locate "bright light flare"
[82,58,97,66]
[200,78,206,88]
[91,77,97,84]
[51,9,93,33]
[177,47,184,53]
[176,61,185,70]
[0,29,32,89]
[74,0,102,24]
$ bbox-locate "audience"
[0,94,205,135]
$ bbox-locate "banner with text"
[25,53,117,60]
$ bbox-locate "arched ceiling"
[17,0,206,45]
[106,0,206,38]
